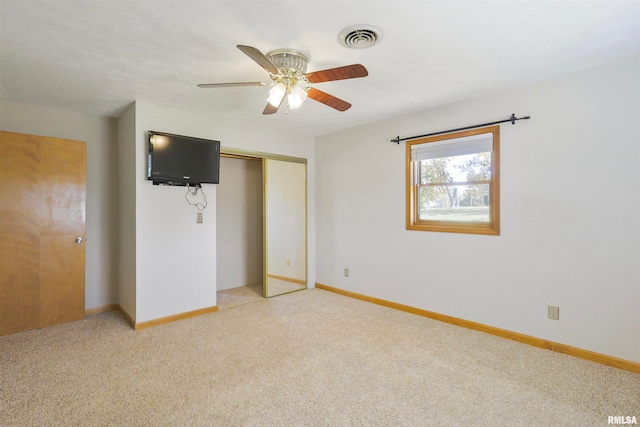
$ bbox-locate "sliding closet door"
[0,131,86,335]
[263,159,307,297]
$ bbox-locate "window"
[406,125,500,235]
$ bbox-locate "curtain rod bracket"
[390,113,531,144]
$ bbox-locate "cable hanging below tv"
[147,131,221,186]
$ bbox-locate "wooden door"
[0,131,86,335]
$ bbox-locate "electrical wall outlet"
[548,305,560,320]
[196,212,203,223]
[344,268,349,277]
[286,257,291,266]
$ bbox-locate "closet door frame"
[219,147,307,298]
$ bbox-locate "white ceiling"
[1,1,639,137]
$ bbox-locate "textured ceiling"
[1,1,639,137]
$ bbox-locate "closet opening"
[216,150,307,309]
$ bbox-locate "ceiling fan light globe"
[287,85,308,110]
[267,83,287,107]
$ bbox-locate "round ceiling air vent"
[338,24,383,49]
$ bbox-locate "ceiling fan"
[198,45,368,115]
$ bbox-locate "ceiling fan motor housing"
[266,49,308,85]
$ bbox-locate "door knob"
[75,237,84,244]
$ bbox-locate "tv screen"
[147,131,220,186]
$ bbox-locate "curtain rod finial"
[391,136,400,144]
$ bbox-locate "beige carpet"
[217,283,264,309]
[1,289,638,426]
[265,277,306,297]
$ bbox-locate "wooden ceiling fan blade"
[263,102,278,115]
[305,64,368,83]
[237,45,280,75]
[263,91,285,115]
[197,82,268,88]
[306,88,352,112]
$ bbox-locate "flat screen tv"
[147,131,220,186]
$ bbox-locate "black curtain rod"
[390,113,531,144]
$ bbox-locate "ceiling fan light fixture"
[287,85,308,110]
[267,83,286,107]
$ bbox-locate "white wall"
[132,101,315,322]
[216,157,263,291]
[0,99,119,310]
[315,57,640,363]
[116,103,136,318]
